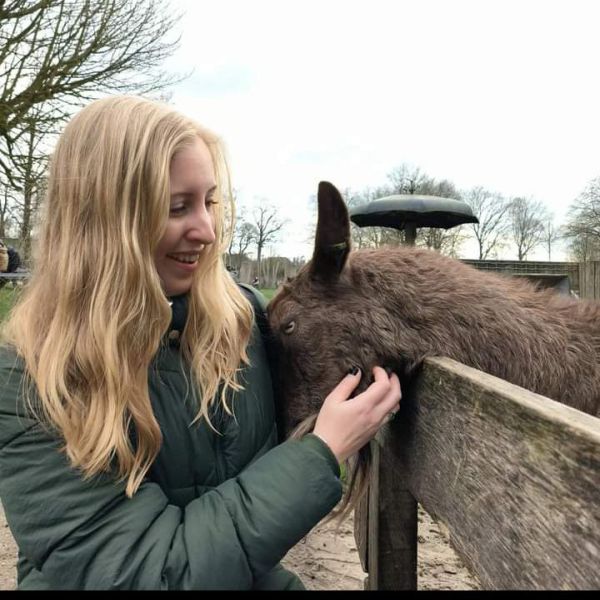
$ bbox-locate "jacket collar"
[168,294,188,333]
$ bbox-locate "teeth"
[169,254,199,264]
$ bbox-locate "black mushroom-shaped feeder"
[349,194,479,245]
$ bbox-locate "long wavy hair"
[2,96,254,496]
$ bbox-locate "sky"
[162,0,600,261]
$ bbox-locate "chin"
[164,281,193,297]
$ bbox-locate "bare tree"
[413,179,466,254]
[9,108,50,260]
[388,165,467,253]
[563,176,600,261]
[0,182,18,237]
[509,197,548,261]
[419,225,469,257]
[541,216,562,261]
[387,164,428,195]
[0,0,183,186]
[228,218,257,272]
[462,186,512,259]
[567,232,600,262]
[344,186,405,249]
[250,204,287,281]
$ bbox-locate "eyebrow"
[170,184,218,198]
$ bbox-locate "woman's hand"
[312,366,401,463]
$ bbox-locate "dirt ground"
[282,504,480,590]
[0,501,479,590]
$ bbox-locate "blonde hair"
[2,96,254,496]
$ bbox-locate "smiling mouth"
[167,253,200,264]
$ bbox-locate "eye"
[169,194,189,216]
[282,320,296,335]
[169,204,186,216]
[205,185,218,206]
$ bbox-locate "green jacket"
[0,294,342,589]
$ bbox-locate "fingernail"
[347,366,360,376]
[384,366,393,377]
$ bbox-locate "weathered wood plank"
[355,426,418,590]
[373,426,418,591]
[354,484,368,575]
[396,356,600,590]
[579,261,600,300]
[366,440,380,589]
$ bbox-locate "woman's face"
[155,137,217,297]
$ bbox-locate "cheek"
[155,222,179,258]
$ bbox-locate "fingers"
[370,365,395,395]
[313,365,402,463]
[349,366,397,404]
[379,367,402,406]
[376,372,402,420]
[324,366,363,404]
[325,365,401,418]
[351,367,401,422]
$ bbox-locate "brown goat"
[268,181,600,514]
[268,181,600,444]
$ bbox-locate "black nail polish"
[384,366,393,377]
[347,366,360,376]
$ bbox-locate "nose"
[186,204,216,245]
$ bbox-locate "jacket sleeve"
[0,355,342,590]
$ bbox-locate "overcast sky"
[163,0,600,261]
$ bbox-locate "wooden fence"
[579,261,600,300]
[461,259,600,300]
[462,260,580,296]
[0,272,29,290]
[355,357,600,590]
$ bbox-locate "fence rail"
[0,272,29,289]
[356,357,600,590]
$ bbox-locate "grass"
[0,287,20,322]
[258,288,277,301]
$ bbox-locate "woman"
[0,96,400,590]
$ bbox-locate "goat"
[267,181,600,510]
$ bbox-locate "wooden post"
[355,419,418,590]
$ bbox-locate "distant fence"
[1,253,596,297]
[0,271,29,289]
[462,260,580,296]
[355,357,600,590]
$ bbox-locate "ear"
[310,181,351,282]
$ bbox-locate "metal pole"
[404,223,417,246]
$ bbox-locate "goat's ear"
[310,181,351,282]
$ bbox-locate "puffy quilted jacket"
[0,294,342,589]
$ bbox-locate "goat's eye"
[282,320,296,335]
